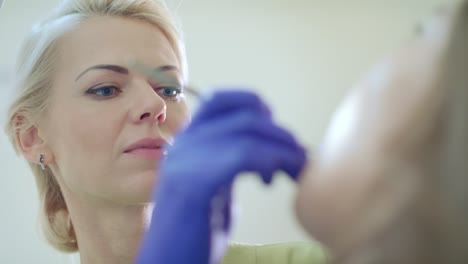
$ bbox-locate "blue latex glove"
[137,90,306,264]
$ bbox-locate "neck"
[66,196,153,264]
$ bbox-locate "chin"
[117,169,159,204]
[138,169,159,201]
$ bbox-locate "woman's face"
[41,16,189,204]
[296,10,452,248]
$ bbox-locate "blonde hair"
[4,0,186,252]
[336,1,468,263]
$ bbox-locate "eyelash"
[85,85,122,99]
[154,86,184,102]
[85,84,183,101]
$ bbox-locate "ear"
[14,114,54,167]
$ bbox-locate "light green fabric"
[222,242,327,264]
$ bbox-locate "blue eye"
[157,86,183,99]
[86,85,121,98]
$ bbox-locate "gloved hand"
[137,90,307,264]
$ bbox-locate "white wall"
[0,0,456,263]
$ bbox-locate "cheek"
[48,101,123,183]
[319,88,371,169]
[163,100,190,135]
[63,101,121,146]
[64,112,119,151]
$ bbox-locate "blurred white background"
[0,0,457,263]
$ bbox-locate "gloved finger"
[190,90,272,127]
[241,136,307,183]
[208,134,306,187]
[210,185,233,232]
[189,108,303,151]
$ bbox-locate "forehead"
[55,16,179,77]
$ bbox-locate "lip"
[124,137,168,160]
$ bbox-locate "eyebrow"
[75,64,179,81]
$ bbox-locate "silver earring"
[39,154,45,171]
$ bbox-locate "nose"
[131,81,167,124]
